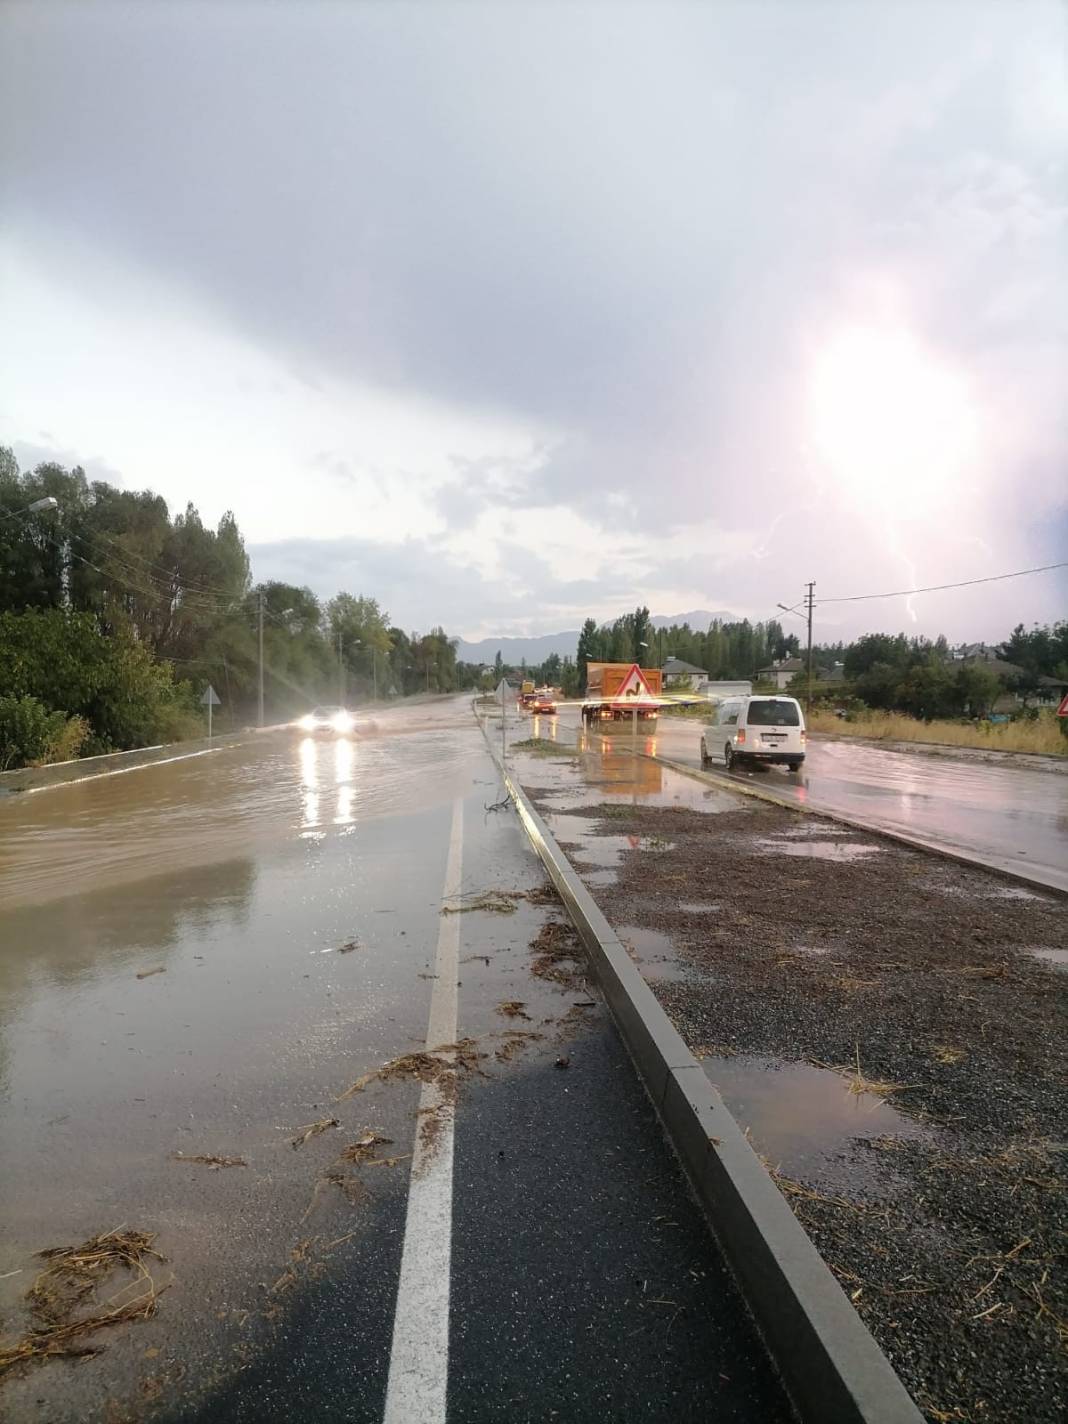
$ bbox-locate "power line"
[820,562,1068,605]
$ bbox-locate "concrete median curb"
[476,709,924,1424]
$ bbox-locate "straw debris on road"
[0,1228,165,1381]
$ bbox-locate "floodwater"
[0,699,514,1413]
[548,706,1068,891]
[0,696,794,1422]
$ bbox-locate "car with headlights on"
[296,705,356,736]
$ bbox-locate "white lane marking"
[383,796,464,1424]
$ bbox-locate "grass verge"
[808,709,1067,756]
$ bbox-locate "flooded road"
[547,706,1068,891]
[0,697,788,1422]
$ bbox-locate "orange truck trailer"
[582,661,663,727]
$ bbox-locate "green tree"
[576,618,598,686]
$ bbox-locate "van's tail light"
[736,729,746,744]
[800,730,806,744]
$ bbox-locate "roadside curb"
[643,750,1068,899]
[476,709,924,1424]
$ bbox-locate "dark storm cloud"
[2,1,1064,631]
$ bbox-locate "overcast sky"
[1,0,1065,642]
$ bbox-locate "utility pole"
[805,580,815,714]
[372,647,378,702]
[257,590,264,726]
[338,630,345,706]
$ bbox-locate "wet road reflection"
[541,707,1068,891]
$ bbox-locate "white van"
[701,695,805,772]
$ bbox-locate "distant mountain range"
[456,610,735,666]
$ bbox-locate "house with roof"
[661,656,709,689]
[756,656,806,690]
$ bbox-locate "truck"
[582,661,663,728]
[518,679,537,711]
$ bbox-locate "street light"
[1,495,59,523]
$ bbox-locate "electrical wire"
[819,561,1068,605]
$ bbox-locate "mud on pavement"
[523,780,1068,1424]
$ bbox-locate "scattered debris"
[525,884,561,906]
[289,1117,340,1149]
[932,1045,966,1065]
[317,1171,366,1209]
[271,1238,316,1290]
[136,967,166,980]
[555,1055,571,1070]
[336,939,360,954]
[336,1039,486,1100]
[496,1000,531,1020]
[809,1045,914,1101]
[169,1152,247,1170]
[461,954,491,965]
[441,891,518,916]
[530,921,586,989]
[494,1029,545,1063]
[0,1228,165,1379]
[484,796,511,813]
[338,1131,393,1166]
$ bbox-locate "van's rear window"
[747,699,800,726]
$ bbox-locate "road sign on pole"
[496,679,510,759]
[201,684,221,740]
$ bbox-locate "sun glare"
[808,327,977,515]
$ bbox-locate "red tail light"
[736,729,746,744]
[800,730,806,744]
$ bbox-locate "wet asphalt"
[547,705,1068,891]
[0,698,790,1422]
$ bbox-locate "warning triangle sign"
[1058,691,1068,717]
[613,663,657,705]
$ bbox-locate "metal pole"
[257,591,264,726]
[338,631,344,705]
[373,647,378,702]
[805,581,815,714]
[208,696,212,742]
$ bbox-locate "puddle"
[701,1055,927,1179]
[584,869,618,888]
[1027,947,1068,969]
[616,925,687,982]
[933,883,1045,902]
[772,824,852,838]
[755,838,882,862]
[784,943,832,958]
[517,740,742,814]
[679,902,720,914]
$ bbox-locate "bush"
[0,695,89,770]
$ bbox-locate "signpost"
[201,684,221,740]
[496,678,510,760]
